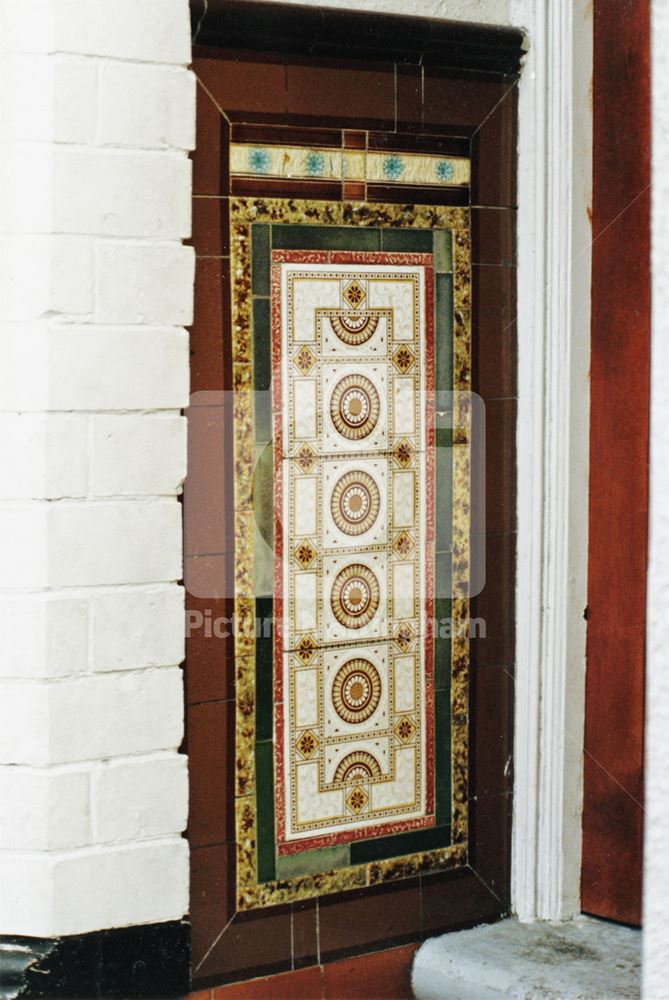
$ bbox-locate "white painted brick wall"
[0,0,193,937]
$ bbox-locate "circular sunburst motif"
[331,470,381,536]
[329,313,380,347]
[330,374,380,441]
[332,658,382,724]
[331,563,380,629]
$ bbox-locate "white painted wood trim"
[511,0,592,921]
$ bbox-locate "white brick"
[0,147,191,237]
[0,55,97,144]
[0,593,88,679]
[0,235,94,320]
[93,754,187,842]
[98,64,196,150]
[0,766,90,849]
[0,839,189,937]
[0,0,191,64]
[90,413,186,496]
[53,149,191,238]
[0,499,181,588]
[49,499,182,587]
[0,413,88,498]
[0,667,184,765]
[91,585,184,671]
[95,243,194,325]
[0,323,189,411]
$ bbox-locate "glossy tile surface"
[230,198,471,910]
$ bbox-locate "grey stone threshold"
[412,917,641,1000]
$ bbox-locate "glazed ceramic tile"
[230,198,471,911]
[230,142,470,188]
[274,250,434,853]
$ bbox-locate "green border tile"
[255,596,273,742]
[276,844,350,880]
[381,227,433,252]
[251,224,270,296]
[272,224,381,250]
[435,689,452,827]
[255,739,276,883]
[435,273,453,394]
[433,229,453,273]
[350,823,451,864]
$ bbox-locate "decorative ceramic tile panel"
[230,197,471,911]
[273,252,435,853]
[230,143,470,188]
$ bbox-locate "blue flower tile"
[383,154,405,181]
[249,148,271,174]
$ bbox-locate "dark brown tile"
[470,531,515,670]
[420,868,502,934]
[185,593,234,706]
[190,259,227,396]
[318,881,421,963]
[230,176,342,201]
[470,793,512,908]
[368,131,470,156]
[232,122,342,148]
[184,405,233,556]
[471,664,513,798]
[472,264,517,400]
[471,84,517,208]
[285,61,395,124]
[367,183,468,206]
[343,181,365,201]
[481,397,516,536]
[197,910,293,985]
[212,965,323,1000]
[185,554,232,602]
[187,991,212,1000]
[193,83,225,196]
[191,197,230,258]
[396,65,422,131]
[423,71,509,128]
[292,899,319,970]
[187,700,234,846]
[195,51,286,113]
[190,844,235,974]
[472,207,516,266]
[322,944,418,1000]
[343,129,366,149]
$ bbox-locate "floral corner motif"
[436,159,455,182]
[249,147,271,174]
[305,151,326,177]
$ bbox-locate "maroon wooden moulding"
[185,15,518,987]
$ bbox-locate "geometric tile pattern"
[272,252,436,851]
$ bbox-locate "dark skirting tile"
[396,64,422,132]
[232,122,342,148]
[343,181,366,201]
[367,183,469,206]
[368,132,470,157]
[191,197,230,258]
[478,396,516,536]
[193,83,225,196]
[187,700,235,847]
[422,70,510,129]
[195,909,293,986]
[322,943,419,1000]
[343,129,366,149]
[420,868,503,935]
[185,595,235,705]
[231,176,343,201]
[285,61,395,123]
[190,844,235,974]
[191,258,232,395]
[470,664,513,798]
[470,531,516,670]
[318,880,421,963]
[472,264,517,400]
[469,792,512,908]
[471,84,518,208]
[184,404,233,556]
[195,51,287,114]
[292,899,320,970]
[471,207,516,266]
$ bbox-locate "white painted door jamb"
[511,0,593,922]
